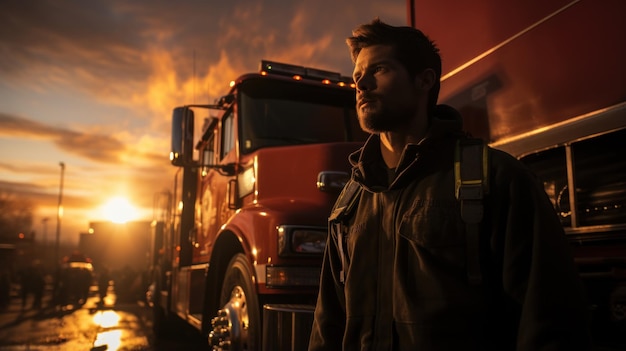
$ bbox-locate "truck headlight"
[277,225,326,257]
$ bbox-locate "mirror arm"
[200,163,237,176]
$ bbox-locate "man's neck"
[379,132,407,168]
[379,126,428,168]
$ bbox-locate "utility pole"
[55,162,65,266]
[42,217,49,265]
[42,217,49,246]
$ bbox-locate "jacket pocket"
[398,198,465,248]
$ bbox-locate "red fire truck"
[407,0,626,347]
[148,60,367,350]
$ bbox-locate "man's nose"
[355,74,374,92]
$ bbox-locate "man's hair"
[346,18,441,112]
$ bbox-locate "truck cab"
[153,60,367,350]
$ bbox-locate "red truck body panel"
[408,0,626,348]
[408,0,626,142]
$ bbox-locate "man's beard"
[358,106,414,134]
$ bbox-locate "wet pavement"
[0,284,206,351]
[4,285,623,351]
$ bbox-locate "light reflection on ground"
[0,284,207,350]
[93,310,120,328]
[93,329,123,351]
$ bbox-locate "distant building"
[79,221,151,272]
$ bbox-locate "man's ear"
[415,68,436,91]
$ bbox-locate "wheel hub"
[208,286,250,351]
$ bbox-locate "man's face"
[352,44,420,134]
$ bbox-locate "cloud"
[0,0,407,244]
[0,179,49,200]
[0,112,127,163]
[0,0,406,122]
[0,178,87,211]
[0,1,149,90]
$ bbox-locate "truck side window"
[571,128,626,226]
[521,147,570,227]
[221,110,235,159]
[521,127,626,229]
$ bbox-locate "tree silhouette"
[0,191,34,243]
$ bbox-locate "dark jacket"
[309,105,591,350]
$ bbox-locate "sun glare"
[101,196,139,224]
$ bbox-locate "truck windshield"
[239,78,368,154]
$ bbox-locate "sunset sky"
[0,0,406,245]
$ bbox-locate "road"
[0,283,207,351]
[3,281,623,351]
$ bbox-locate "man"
[308,18,591,350]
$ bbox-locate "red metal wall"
[407,0,626,141]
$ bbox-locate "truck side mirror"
[227,179,240,210]
[171,107,195,167]
[189,227,199,248]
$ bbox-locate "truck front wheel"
[208,254,261,351]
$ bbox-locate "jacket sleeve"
[308,222,347,351]
[492,151,592,350]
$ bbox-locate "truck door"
[193,108,238,264]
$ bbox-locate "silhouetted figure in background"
[0,266,12,311]
[54,250,94,307]
[97,266,110,306]
[19,260,45,310]
[115,265,138,303]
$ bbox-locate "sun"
[101,196,139,224]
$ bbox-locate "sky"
[0,0,406,245]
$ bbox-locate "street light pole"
[41,217,49,246]
[55,162,65,266]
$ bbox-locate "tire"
[210,254,261,351]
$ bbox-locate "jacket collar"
[349,104,464,191]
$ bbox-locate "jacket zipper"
[373,188,404,349]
